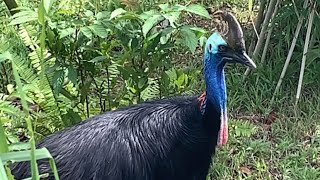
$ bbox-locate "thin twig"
[291,0,301,19]
[250,14,260,39]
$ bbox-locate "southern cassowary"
[10,11,256,180]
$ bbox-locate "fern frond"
[231,120,257,138]
[141,78,160,101]
[0,98,23,117]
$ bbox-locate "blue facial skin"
[203,32,228,113]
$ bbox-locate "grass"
[207,109,320,179]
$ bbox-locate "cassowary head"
[203,11,256,146]
[204,11,256,68]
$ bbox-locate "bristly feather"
[198,92,207,114]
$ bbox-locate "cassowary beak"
[237,51,257,69]
[225,51,257,69]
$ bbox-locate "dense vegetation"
[1,0,319,179]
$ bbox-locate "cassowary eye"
[218,45,227,52]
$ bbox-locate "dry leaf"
[265,110,278,125]
[240,166,252,175]
[228,147,235,154]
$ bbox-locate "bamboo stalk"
[248,0,267,56]
[295,1,316,107]
[261,0,281,64]
[244,0,278,77]
[271,0,309,103]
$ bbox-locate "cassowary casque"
[11,10,256,180]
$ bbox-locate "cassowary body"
[12,96,218,179]
[11,11,256,180]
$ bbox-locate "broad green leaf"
[183,25,207,38]
[67,66,77,85]
[44,0,54,13]
[47,29,56,46]
[52,70,64,95]
[180,28,198,53]
[162,12,180,28]
[140,10,159,19]
[189,26,207,34]
[172,4,186,11]
[158,3,169,10]
[146,33,161,53]
[96,11,110,20]
[185,4,210,19]
[0,148,53,163]
[0,148,60,180]
[142,14,164,37]
[88,24,108,38]
[66,109,82,125]
[38,1,45,25]
[9,10,38,25]
[110,8,126,20]
[8,143,31,151]
[130,38,139,50]
[175,74,186,86]
[0,51,12,62]
[7,84,14,94]
[80,79,93,103]
[61,109,80,127]
[80,27,92,39]
[59,27,75,38]
[85,10,94,17]
[10,9,37,19]
[89,56,107,63]
[160,27,175,44]
[112,13,140,21]
[138,77,148,89]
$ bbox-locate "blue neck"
[203,57,227,113]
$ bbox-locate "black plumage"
[11,96,219,180]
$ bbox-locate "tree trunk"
[3,0,19,15]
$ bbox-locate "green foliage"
[0,0,320,179]
[0,148,59,180]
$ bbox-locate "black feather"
[10,95,221,180]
